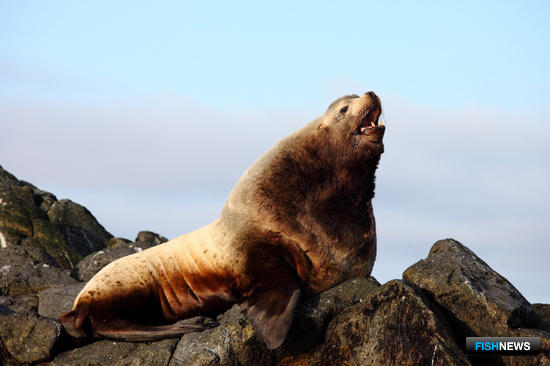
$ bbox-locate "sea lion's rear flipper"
[91,316,219,342]
[60,310,88,338]
[240,280,301,349]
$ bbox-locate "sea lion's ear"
[318,122,328,130]
[240,281,301,349]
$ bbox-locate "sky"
[1,1,549,303]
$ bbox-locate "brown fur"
[60,91,385,349]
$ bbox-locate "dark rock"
[0,167,83,269]
[0,245,77,296]
[0,183,35,247]
[38,283,86,319]
[106,237,132,248]
[52,338,178,366]
[533,304,550,332]
[23,218,82,269]
[2,243,58,266]
[502,328,550,366]
[297,280,470,366]
[72,241,157,282]
[0,313,61,365]
[117,338,179,366]
[284,276,380,353]
[47,199,113,256]
[169,277,381,366]
[19,180,58,212]
[0,166,20,190]
[135,231,168,246]
[0,295,38,315]
[472,328,550,366]
[0,181,43,246]
[403,238,540,338]
[170,305,272,366]
[0,168,44,245]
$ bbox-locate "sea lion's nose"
[365,91,377,99]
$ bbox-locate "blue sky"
[2,1,549,109]
[1,1,549,302]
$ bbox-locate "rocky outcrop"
[320,280,469,365]
[0,166,112,269]
[47,199,112,257]
[403,238,540,338]
[279,280,470,366]
[71,234,165,282]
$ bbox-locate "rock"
[2,243,58,267]
[23,217,83,269]
[0,167,83,268]
[117,338,179,366]
[0,295,38,315]
[533,304,550,332]
[169,277,381,366]
[284,276,380,353]
[0,313,61,365]
[135,231,168,245]
[403,238,540,338]
[71,241,157,282]
[0,168,43,247]
[0,245,77,296]
[170,305,272,366]
[38,283,86,319]
[472,328,550,366]
[505,328,550,366]
[293,280,470,366]
[19,180,58,212]
[52,338,178,366]
[106,237,132,248]
[48,199,113,256]
[0,166,19,190]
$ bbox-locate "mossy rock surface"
[0,312,62,365]
[0,166,112,269]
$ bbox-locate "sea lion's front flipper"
[240,278,301,349]
[92,316,219,342]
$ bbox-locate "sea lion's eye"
[336,105,348,121]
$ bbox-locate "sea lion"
[60,91,385,349]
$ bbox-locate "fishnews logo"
[466,337,541,355]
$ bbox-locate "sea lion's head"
[318,91,385,162]
[226,91,386,215]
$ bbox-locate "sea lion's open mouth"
[354,92,385,143]
[355,108,382,134]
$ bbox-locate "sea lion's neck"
[222,122,380,229]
